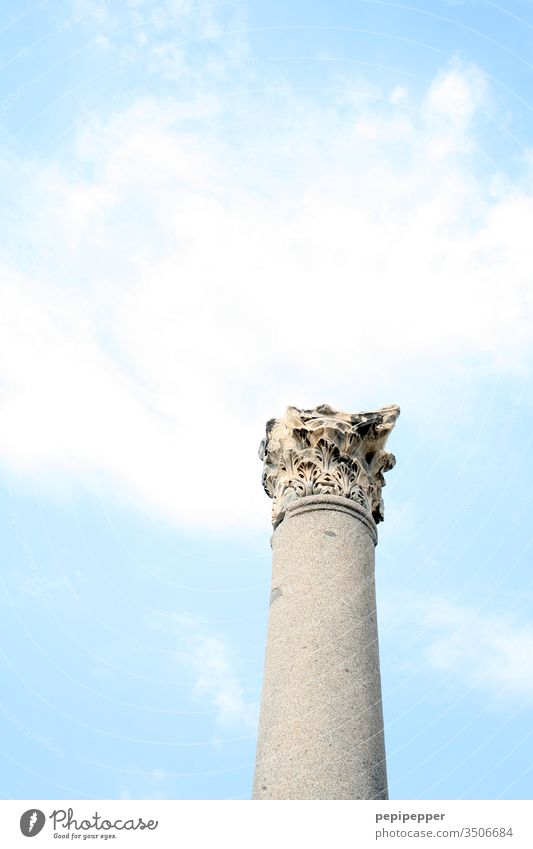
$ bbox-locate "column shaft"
[253,495,388,800]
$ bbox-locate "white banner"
[1,800,532,848]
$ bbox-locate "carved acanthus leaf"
[259,403,399,528]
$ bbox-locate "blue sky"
[0,0,533,800]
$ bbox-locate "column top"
[259,403,399,529]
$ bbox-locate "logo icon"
[20,810,46,837]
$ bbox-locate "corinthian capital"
[259,404,400,528]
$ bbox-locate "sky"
[0,0,532,801]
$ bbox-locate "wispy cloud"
[191,633,258,731]
[383,591,533,705]
[64,0,248,80]
[143,612,257,732]
[0,62,532,530]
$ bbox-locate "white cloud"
[191,634,258,731]
[383,592,533,704]
[0,65,532,530]
[426,65,487,129]
[67,0,247,81]
[143,612,257,731]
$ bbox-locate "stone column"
[253,403,399,800]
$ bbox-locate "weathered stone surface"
[259,403,399,528]
[253,404,399,801]
[253,495,388,799]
